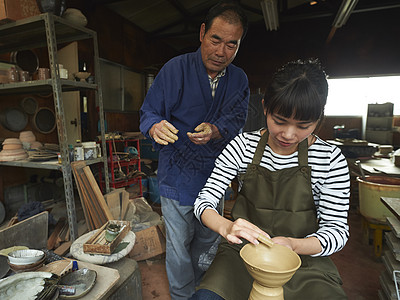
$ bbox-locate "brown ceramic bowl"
[240,242,301,288]
[8,255,46,273]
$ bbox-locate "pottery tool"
[258,234,274,247]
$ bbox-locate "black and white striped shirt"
[194,130,350,257]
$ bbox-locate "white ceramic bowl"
[7,249,45,265]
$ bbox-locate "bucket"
[357,176,400,223]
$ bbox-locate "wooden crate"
[83,220,131,255]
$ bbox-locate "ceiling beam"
[165,0,191,18]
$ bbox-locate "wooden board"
[71,161,113,230]
[41,259,120,300]
[104,189,123,220]
[382,197,400,220]
[387,216,400,238]
[0,211,48,249]
[75,260,120,300]
[121,190,129,220]
[83,166,113,221]
[374,166,400,176]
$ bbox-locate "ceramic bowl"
[240,243,301,287]
[8,249,45,265]
[59,268,97,299]
[74,72,91,82]
[8,256,45,273]
[63,8,88,27]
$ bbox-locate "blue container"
[148,176,160,204]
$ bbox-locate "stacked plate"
[0,138,28,161]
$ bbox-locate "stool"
[361,215,391,257]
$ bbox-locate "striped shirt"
[208,69,226,98]
[194,129,350,257]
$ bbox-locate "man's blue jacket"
[140,48,250,206]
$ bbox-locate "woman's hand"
[271,236,322,255]
[223,218,270,245]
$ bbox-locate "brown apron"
[198,131,347,299]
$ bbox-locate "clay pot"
[36,0,66,16]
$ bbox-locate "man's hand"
[187,122,220,145]
[150,120,179,145]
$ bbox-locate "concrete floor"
[138,208,386,300]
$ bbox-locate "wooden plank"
[78,169,106,228]
[72,161,106,228]
[71,161,94,230]
[121,190,129,220]
[76,173,97,230]
[83,166,114,220]
[387,216,400,238]
[47,217,66,250]
[54,241,72,256]
[104,189,122,220]
[0,211,48,249]
[382,197,400,220]
[72,260,120,300]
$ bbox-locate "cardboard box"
[129,224,166,261]
[0,0,40,23]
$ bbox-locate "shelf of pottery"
[0,13,109,240]
[379,197,400,300]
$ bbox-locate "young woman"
[191,59,350,299]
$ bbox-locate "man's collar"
[209,69,226,81]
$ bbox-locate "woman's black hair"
[263,58,328,122]
[204,1,248,39]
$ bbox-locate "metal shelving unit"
[0,13,109,241]
[98,138,142,194]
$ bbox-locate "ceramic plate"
[59,268,97,299]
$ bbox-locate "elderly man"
[140,1,249,298]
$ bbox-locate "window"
[326,75,400,138]
[100,59,145,112]
[326,75,400,116]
